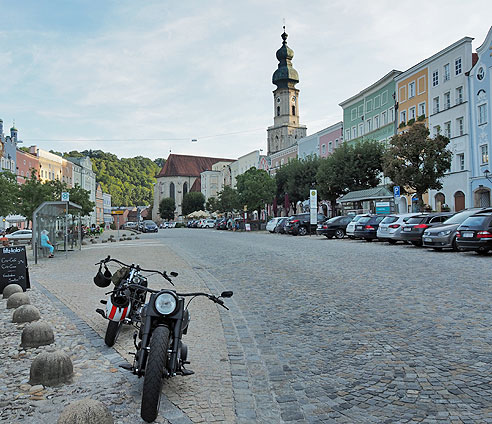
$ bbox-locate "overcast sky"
[1,0,491,160]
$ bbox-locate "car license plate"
[462,232,474,238]
[423,237,432,243]
[403,227,412,232]
[380,228,387,232]
[356,226,363,230]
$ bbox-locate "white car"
[6,229,33,243]
[346,214,370,239]
[377,213,422,243]
[202,219,215,229]
[266,217,284,233]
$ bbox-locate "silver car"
[422,208,492,251]
[346,214,370,239]
[377,213,421,244]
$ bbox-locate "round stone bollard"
[13,304,41,323]
[30,350,73,386]
[7,292,30,309]
[57,398,114,424]
[21,321,55,348]
[2,284,23,299]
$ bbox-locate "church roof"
[157,154,235,178]
[272,28,299,88]
[190,178,201,192]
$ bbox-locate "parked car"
[377,213,422,244]
[6,229,32,244]
[142,220,158,233]
[266,217,284,233]
[422,208,492,251]
[159,222,169,229]
[316,216,353,239]
[456,211,492,254]
[346,214,370,239]
[202,219,215,228]
[397,213,454,246]
[216,218,228,230]
[353,215,387,241]
[123,221,138,229]
[274,217,289,234]
[285,213,326,236]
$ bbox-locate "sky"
[1,0,491,161]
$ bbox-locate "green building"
[339,70,401,146]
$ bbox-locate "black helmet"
[93,265,112,288]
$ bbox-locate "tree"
[69,184,95,216]
[236,168,276,214]
[205,196,220,213]
[0,171,19,217]
[182,192,205,215]
[382,123,452,209]
[217,186,240,214]
[18,171,52,227]
[159,197,176,220]
[44,179,68,201]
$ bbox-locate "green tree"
[0,171,19,217]
[69,184,95,216]
[205,196,220,212]
[18,171,52,227]
[382,123,452,209]
[236,168,276,214]
[159,197,176,220]
[182,192,205,215]
[44,179,68,201]
[217,186,240,214]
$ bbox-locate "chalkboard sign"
[0,246,31,293]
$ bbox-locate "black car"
[216,218,228,230]
[142,220,158,233]
[285,213,326,236]
[397,213,454,246]
[317,216,353,239]
[456,212,492,254]
[353,215,387,241]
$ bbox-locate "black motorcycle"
[94,256,233,423]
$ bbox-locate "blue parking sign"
[393,186,400,197]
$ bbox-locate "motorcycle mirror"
[220,291,233,298]
[170,272,178,277]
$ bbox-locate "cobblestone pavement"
[153,229,492,424]
[28,239,235,423]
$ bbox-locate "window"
[351,108,357,120]
[358,123,364,136]
[433,96,440,114]
[366,99,373,113]
[381,91,388,105]
[399,86,406,102]
[417,76,426,94]
[409,106,416,120]
[408,81,415,98]
[170,182,175,200]
[328,141,333,152]
[366,119,372,133]
[335,138,339,148]
[455,57,462,75]
[444,63,450,81]
[480,144,489,164]
[292,105,296,115]
[345,129,350,141]
[321,144,326,155]
[418,102,426,117]
[381,111,387,125]
[374,115,380,129]
[444,121,451,138]
[457,153,464,171]
[456,86,463,105]
[478,104,487,125]
[444,92,451,109]
[432,70,439,86]
[456,117,464,136]
[183,182,188,196]
[281,159,284,166]
[400,110,407,124]
[390,107,395,122]
[358,105,364,117]
[352,126,357,138]
[276,106,280,116]
[374,95,380,108]
[433,126,440,137]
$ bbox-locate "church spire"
[272,26,299,89]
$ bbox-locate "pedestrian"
[40,230,54,258]
[0,231,9,247]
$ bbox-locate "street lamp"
[484,169,492,183]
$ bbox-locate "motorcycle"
[93,255,233,423]
[94,256,154,347]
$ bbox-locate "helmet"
[94,265,112,288]
[105,292,131,322]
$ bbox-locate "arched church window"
[170,182,175,200]
[292,105,296,115]
[183,182,188,196]
[277,106,280,116]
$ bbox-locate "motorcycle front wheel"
[104,320,122,347]
[141,326,170,423]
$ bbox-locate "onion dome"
[272,27,299,89]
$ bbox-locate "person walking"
[40,230,54,258]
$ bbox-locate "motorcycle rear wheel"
[141,326,170,423]
[105,320,122,347]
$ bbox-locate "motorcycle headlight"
[438,230,452,236]
[154,292,178,315]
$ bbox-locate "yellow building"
[395,67,429,132]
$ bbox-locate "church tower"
[267,27,306,156]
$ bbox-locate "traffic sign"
[61,192,70,202]
[309,190,317,225]
[111,210,124,215]
[393,186,400,198]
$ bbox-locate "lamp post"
[484,169,492,183]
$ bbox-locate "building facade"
[468,26,492,208]
[95,183,104,225]
[297,122,344,159]
[16,149,39,184]
[267,28,306,156]
[0,121,18,174]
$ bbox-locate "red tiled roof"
[157,154,235,178]
[190,178,201,192]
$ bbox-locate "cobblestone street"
[24,229,492,423]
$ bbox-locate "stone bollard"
[13,305,41,323]
[135,236,139,240]
[119,238,124,242]
[102,239,108,243]
[57,398,114,424]
[82,240,88,246]
[2,284,23,299]
[30,350,73,386]
[21,321,55,348]
[7,292,30,309]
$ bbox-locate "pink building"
[319,122,343,158]
[16,149,39,184]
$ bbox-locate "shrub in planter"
[407,118,415,126]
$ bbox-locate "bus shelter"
[32,201,83,264]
